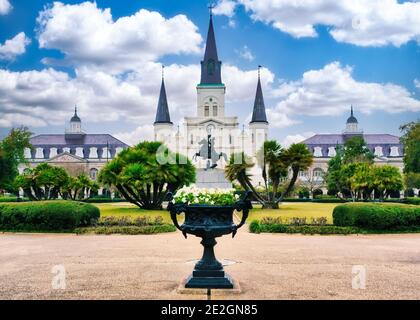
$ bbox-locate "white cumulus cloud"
[0,32,31,61]
[36,2,203,73]
[237,45,255,61]
[213,0,238,18]
[281,132,316,147]
[114,124,154,146]
[271,61,420,119]
[0,0,12,15]
[0,62,272,129]
[239,0,420,47]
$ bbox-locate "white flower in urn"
[172,185,239,206]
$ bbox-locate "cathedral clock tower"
[184,12,239,169]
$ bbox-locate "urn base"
[185,272,234,289]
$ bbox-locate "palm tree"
[226,143,313,208]
[277,143,313,202]
[98,141,196,210]
[225,152,265,203]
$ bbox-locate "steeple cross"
[208,3,215,15]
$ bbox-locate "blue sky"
[0,0,419,145]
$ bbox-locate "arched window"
[313,168,324,179]
[204,106,210,117]
[299,171,308,178]
[89,168,99,180]
[213,105,218,116]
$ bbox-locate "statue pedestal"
[195,169,232,189]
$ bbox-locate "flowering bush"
[173,185,239,206]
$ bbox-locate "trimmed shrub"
[83,197,126,203]
[333,203,420,229]
[312,195,346,203]
[95,215,165,227]
[75,225,176,235]
[282,198,312,202]
[404,197,420,205]
[0,197,29,203]
[0,201,99,231]
[249,220,355,235]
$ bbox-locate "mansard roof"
[30,134,128,147]
[302,134,401,145]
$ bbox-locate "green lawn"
[94,203,173,223]
[247,202,339,224]
[95,202,338,225]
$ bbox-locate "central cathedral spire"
[200,12,222,85]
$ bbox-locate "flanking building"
[19,108,129,195]
[299,107,404,195]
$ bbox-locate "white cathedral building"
[153,13,269,188]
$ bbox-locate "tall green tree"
[342,136,374,164]
[371,165,403,199]
[325,136,374,198]
[400,120,420,190]
[0,127,32,193]
[98,141,195,209]
[348,162,374,200]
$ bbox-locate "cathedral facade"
[153,13,269,187]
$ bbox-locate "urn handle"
[167,193,188,238]
[232,191,253,238]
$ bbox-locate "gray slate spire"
[200,13,222,85]
[346,105,358,124]
[71,106,81,122]
[250,67,268,124]
[154,70,172,124]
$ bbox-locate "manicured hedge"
[75,224,176,235]
[0,201,100,231]
[404,197,420,205]
[333,203,420,230]
[249,220,356,235]
[0,197,29,203]
[383,198,419,205]
[82,197,126,203]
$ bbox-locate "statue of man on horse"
[192,134,228,170]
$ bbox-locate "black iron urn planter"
[167,192,252,289]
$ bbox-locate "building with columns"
[20,108,128,194]
[153,13,269,187]
[299,106,404,195]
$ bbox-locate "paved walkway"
[0,230,419,299]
